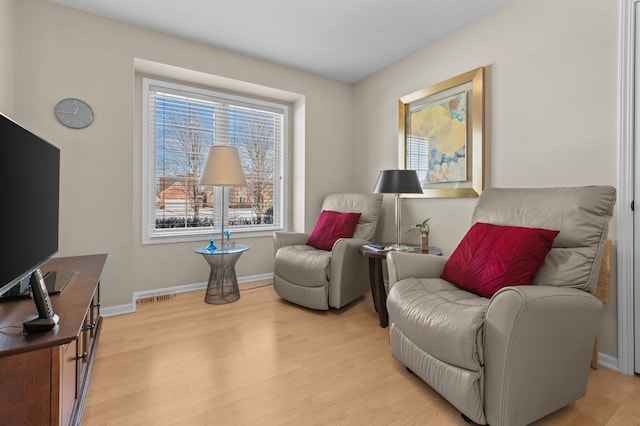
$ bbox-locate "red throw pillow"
[441,222,559,298]
[307,210,362,251]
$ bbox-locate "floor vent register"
[136,292,177,305]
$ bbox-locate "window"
[142,78,287,243]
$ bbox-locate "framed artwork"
[399,67,485,198]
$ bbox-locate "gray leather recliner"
[273,192,383,310]
[386,186,616,426]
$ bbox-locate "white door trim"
[617,0,636,375]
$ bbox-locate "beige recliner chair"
[273,192,383,310]
[386,186,616,426]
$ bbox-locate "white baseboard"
[100,272,273,317]
[597,352,619,371]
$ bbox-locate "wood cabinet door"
[60,342,79,426]
[0,348,52,424]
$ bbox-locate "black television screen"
[0,113,60,297]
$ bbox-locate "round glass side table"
[194,244,250,304]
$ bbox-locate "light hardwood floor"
[83,283,640,425]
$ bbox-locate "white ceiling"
[49,0,513,83]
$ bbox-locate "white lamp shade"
[198,145,247,186]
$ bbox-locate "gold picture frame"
[399,67,485,198]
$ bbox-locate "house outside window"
[142,78,287,243]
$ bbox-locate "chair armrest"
[386,251,448,286]
[328,238,371,308]
[331,237,370,260]
[484,285,603,426]
[273,231,309,255]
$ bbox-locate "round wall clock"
[54,98,94,129]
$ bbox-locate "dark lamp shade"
[373,170,423,194]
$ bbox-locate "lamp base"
[386,243,412,251]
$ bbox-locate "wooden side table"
[359,244,442,327]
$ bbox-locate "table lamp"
[372,169,423,251]
[198,145,247,249]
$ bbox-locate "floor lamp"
[198,145,247,249]
[373,169,423,251]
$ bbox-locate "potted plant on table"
[407,218,431,253]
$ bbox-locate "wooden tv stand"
[0,254,107,426]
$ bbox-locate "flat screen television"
[0,112,60,298]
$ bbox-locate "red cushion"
[441,222,559,298]
[307,210,362,251]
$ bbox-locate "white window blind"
[142,78,286,243]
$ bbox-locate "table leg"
[373,258,388,328]
[368,258,380,313]
[202,252,242,304]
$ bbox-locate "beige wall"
[13,0,356,307]
[9,0,621,358]
[0,0,15,115]
[354,0,619,357]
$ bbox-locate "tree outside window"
[143,79,286,242]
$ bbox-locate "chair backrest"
[321,193,383,241]
[471,186,616,293]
